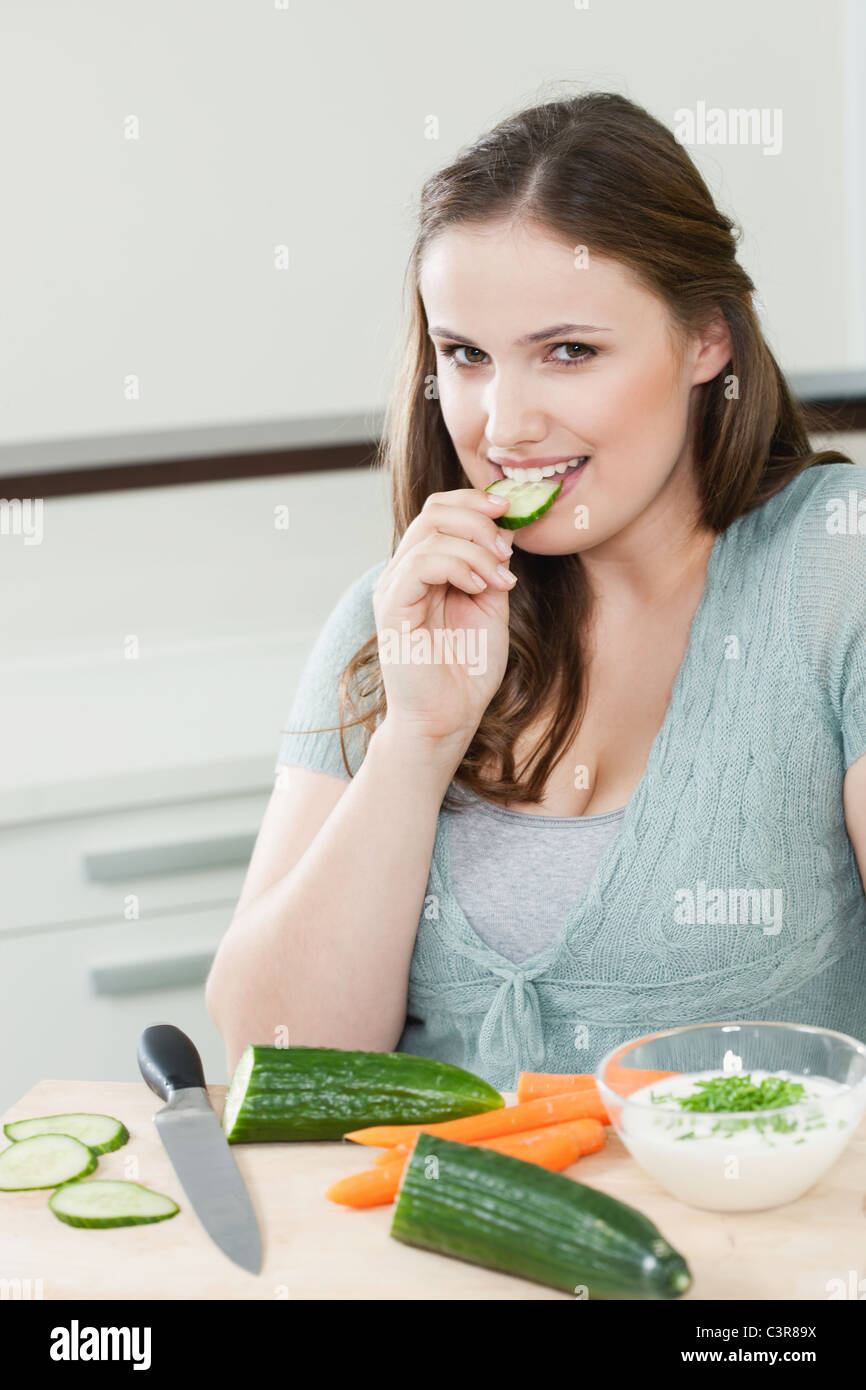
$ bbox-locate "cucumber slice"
[485,477,562,529]
[0,1134,97,1190]
[4,1112,129,1155]
[49,1179,180,1228]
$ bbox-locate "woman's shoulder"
[775,459,866,572]
[285,556,389,712]
[274,557,389,781]
[724,460,866,579]
[311,557,389,653]
[741,460,866,538]
[784,458,866,523]
[335,556,389,616]
[759,460,866,768]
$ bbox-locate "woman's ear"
[691,309,733,385]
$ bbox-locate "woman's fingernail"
[496,564,517,586]
[494,534,512,558]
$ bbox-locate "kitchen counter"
[2,1077,865,1300]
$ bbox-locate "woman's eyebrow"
[427,321,613,343]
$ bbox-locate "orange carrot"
[601,1066,680,1097]
[343,1086,611,1148]
[518,1068,680,1102]
[327,1117,606,1208]
[603,1043,681,1093]
[517,1072,596,1103]
[369,1114,606,1166]
[484,1117,605,1163]
[325,1155,407,1208]
[371,1144,409,1166]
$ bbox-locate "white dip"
[620,1068,865,1211]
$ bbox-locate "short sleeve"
[275,558,388,780]
[788,462,866,771]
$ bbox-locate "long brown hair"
[291,88,853,810]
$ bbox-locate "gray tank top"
[442,783,627,963]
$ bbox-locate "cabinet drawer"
[0,790,269,935]
[0,907,233,1111]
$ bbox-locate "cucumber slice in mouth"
[484,476,562,529]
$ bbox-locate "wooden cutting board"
[2,1078,865,1300]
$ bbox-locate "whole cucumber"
[221,1045,503,1142]
[391,1132,692,1300]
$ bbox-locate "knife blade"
[137,1023,262,1274]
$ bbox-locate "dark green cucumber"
[484,476,562,528]
[4,1113,129,1155]
[221,1045,504,1143]
[390,1132,692,1300]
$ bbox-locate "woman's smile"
[491,455,590,482]
[489,455,592,510]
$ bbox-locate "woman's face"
[419,219,731,557]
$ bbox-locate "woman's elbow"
[204,936,241,1044]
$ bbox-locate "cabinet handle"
[83,833,256,882]
[89,948,215,995]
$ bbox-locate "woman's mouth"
[489,456,590,503]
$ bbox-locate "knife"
[137,1023,263,1274]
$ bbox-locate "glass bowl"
[595,1021,866,1212]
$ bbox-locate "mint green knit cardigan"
[276,462,866,1091]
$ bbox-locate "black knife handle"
[138,1024,206,1099]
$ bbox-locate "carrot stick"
[601,1066,680,1097]
[603,1043,681,1091]
[325,1156,407,1208]
[342,1086,611,1148]
[327,1117,606,1207]
[369,1114,606,1165]
[371,1144,409,1166]
[517,1072,595,1103]
[484,1117,605,1163]
[518,1068,680,1102]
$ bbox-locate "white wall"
[0,0,862,468]
[0,465,393,819]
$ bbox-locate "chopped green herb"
[667,1073,807,1113]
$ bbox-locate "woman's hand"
[373,488,516,750]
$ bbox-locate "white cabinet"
[0,467,392,1108]
[0,791,271,1108]
[1,791,268,936]
[0,907,233,1113]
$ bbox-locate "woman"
[206,91,866,1091]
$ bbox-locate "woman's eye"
[438,341,597,368]
[440,344,487,366]
[551,342,596,364]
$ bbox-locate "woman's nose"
[483,379,547,447]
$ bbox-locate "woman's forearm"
[205,718,466,1072]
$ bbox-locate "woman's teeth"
[500,457,588,481]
